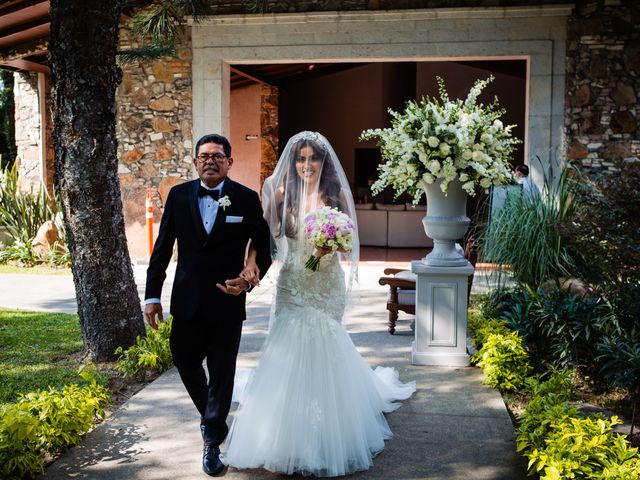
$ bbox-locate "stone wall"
[115,26,193,259]
[565,0,639,172]
[13,72,41,189]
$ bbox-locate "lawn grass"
[0,308,84,404]
[0,264,71,275]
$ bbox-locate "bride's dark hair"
[283,138,346,238]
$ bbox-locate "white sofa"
[355,204,433,248]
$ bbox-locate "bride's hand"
[314,245,333,257]
[240,264,260,286]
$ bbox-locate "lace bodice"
[274,242,346,322]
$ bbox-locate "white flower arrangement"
[360,76,521,202]
[218,195,231,211]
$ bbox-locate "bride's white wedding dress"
[222,248,416,477]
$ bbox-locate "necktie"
[198,187,220,200]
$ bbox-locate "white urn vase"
[420,179,470,267]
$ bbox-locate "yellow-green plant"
[0,405,42,480]
[115,316,173,376]
[517,371,640,479]
[0,365,109,479]
[468,315,510,351]
[472,330,532,391]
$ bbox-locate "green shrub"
[598,330,640,433]
[0,366,110,479]
[517,371,640,479]
[533,288,615,373]
[48,241,71,267]
[498,285,616,378]
[517,370,578,453]
[472,330,531,391]
[561,160,640,289]
[477,286,528,321]
[526,415,640,479]
[18,382,109,453]
[0,239,38,266]
[468,314,510,351]
[0,164,62,245]
[115,317,173,376]
[0,404,43,480]
[477,165,576,290]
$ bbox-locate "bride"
[222,131,415,477]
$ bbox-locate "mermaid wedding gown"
[223,248,416,477]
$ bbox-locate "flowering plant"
[218,195,231,211]
[360,76,521,202]
[303,206,354,271]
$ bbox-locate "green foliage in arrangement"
[115,317,173,376]
[0,366,110,480]
[478,165,576,290]
[0,164,62,245]
[516,372,640,480]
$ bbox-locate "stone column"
[411,260,474,367]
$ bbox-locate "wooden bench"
[378,237,477,334]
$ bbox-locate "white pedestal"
[411,260,474,366]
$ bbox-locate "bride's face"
[295,145,322,187]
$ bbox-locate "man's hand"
[216,277,250,296]
[144,303,164,330]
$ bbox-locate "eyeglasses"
[196,153,227,163]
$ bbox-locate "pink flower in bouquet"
[303,206,354,271]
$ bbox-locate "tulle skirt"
[222,304,416,477]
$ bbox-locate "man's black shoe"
[202,443,227,476]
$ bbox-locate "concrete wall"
[192,5,571,192]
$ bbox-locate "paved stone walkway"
[0,263,526,479]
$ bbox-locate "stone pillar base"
[411,342,470,366]
[411,260,474,367]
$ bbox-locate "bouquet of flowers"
[360,76,521,203]
[303,206,354,271]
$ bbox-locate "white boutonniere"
[218,195,231,211]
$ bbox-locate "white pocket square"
[226,215,243,223]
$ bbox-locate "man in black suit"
[144,133,271,476]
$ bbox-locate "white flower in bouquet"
[303,206,354,271]
[360,75,521,203]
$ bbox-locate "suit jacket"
[145,178,272,321]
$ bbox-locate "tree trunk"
[49,0,145,361]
